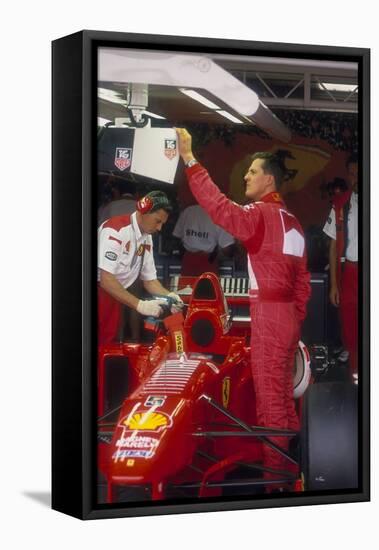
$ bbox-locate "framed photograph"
[52,30,370,520]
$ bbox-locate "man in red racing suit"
[176,128,311,489]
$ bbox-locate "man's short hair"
[251,152,285,190]
[146,190,173,214]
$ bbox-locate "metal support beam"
[193,430,297,438]
[174,477,295,490]
[262,97,358,113]
[304,72,311,108]
[200,394,298,465]
[256,72,278,98]
[285,78,304,99]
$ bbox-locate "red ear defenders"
[136,195,154,214]
[136,191,171,214]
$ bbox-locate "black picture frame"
[52,30,370,520]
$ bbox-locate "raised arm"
[176,128,263,243]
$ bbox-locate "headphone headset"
[136,191,172,214]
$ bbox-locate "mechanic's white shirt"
[98,212,157,288]
[323,192,358,261]
[173,205,234,253]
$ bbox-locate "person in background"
[98,177,137,226]
[173,203,234,276]
[323,154,358,380]
[175,127,310,491]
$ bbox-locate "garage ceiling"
[98,52,358,129]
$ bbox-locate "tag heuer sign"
[164,139,177,160]
[114,147,132,171]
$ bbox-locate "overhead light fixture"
[216,110,243,124]
[180,88,243,123]
[97,117,112,126]
[99,49,291,142]
[98,87,164,121]
[318,83,358,93]
[98,87,126,105]
[179,88,221,110]
[143,110,166,120]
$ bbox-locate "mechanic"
[175,128,311,490]
[98,190,182,345]
[323,154,358,380]
[173,203,234,275]
[98,177,143,341]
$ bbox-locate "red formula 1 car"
[97,273,357,503]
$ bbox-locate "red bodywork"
[98,273,301,502]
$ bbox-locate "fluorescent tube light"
[318,83,357,93]
[98,87,126,105]
[216,110,243,124]
[99,50,291,141]
[143,110,166,120]
[179,88,221,110]
[98,117,112,126]
[98,89,165,120]
[180,88,243,123]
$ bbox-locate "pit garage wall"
[175,121,356,231]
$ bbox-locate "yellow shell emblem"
[122,411,170,431]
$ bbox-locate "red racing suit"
[185,163,311,482]
[181,251,218,276]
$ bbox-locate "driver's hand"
[329,285,340,307]
[136,299,165,317]
[174,128,194,163]
[167,292,184,313]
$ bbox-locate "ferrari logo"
[127,459,135,467]
[136,244,151,256]
[222,377,231,408]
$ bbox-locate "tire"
[293,340,311,399]
[301,381,358,491]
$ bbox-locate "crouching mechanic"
[175,128,311,490]
[98,190,183,345]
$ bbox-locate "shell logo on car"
[120,411,172,432]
